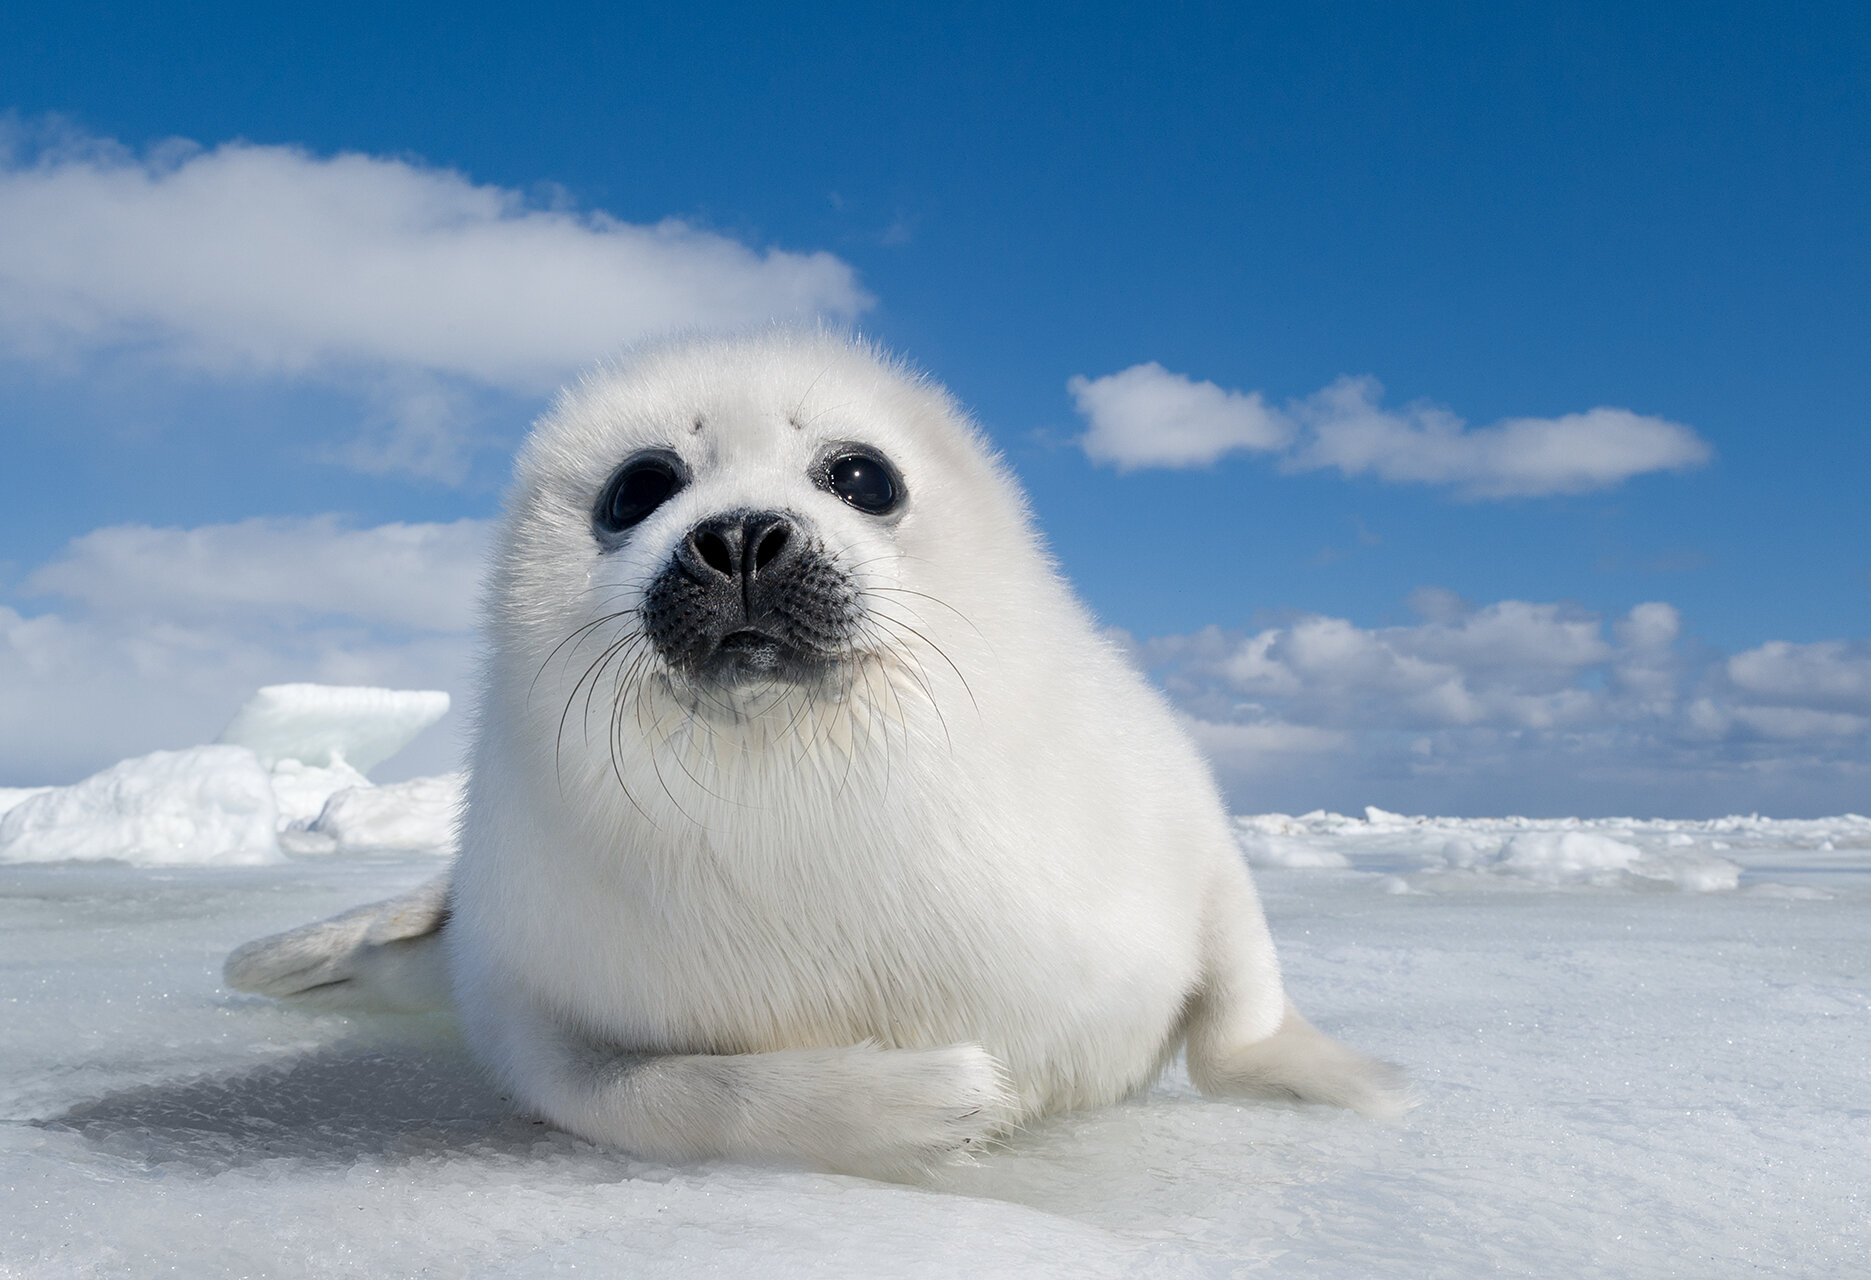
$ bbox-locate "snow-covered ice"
[0,745,281,867]
[216,683,450,774]
[1231,807,1783,893]
[265,757,374,830]
[0,786,53,819]
[285,773,464,857]
[221,682,453,840]
[4,825,1865,1275]
[1,703,1866,1275]
[0,685,459,868]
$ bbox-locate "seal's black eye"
[822,449,903,515]
[595,453,685,538]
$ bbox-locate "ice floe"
[216,682,450,773]
[0,744,280,866]
[282,772,464,856]
[1234,805,1870,892]
[1,684,457,866]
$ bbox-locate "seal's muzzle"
[642,509,859,685]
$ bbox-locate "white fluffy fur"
[228,330,1407,1175]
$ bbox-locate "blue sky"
[2,1,1867,815]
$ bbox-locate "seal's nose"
[679,511,796,591]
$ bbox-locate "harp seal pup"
[227,330,1407,1177]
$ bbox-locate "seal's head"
[489,329,1035,804]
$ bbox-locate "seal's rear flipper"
[1185,867,1415,1119]
[225,874,454,1014]
[1188,1000,1414,1118]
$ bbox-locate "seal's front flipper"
[464,988,1017,1179]
[224,874,454,1014]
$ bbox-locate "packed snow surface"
[3,796,1866,1275]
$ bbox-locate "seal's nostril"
[752,523,790,571]
[684,512,791,584]
[695,529,734,577]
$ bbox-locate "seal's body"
[229,331,1405,1176]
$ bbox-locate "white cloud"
[336,371,500,484]
[1289,378,1712,497]
[0,124,868,387]
[1067,362,1290,469]
[1610,601,1684,706]
[2,517,490,784]
[1615,601,1682,651]
[1194,601,1618,730]
[1726,640,1871,713]
[0,121,871,480]
[1145,597,1870,815]
[1069,365,1711,498]
[1727,705,1869,740]
[1393,598,1612,672]
[26,517,490,632]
